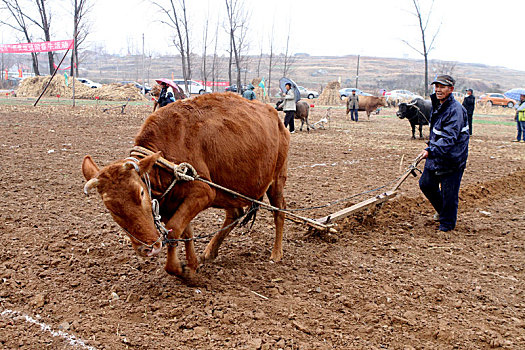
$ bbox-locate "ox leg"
[367,111,371,120]
[411,123,416,139]
[182,224,199,274]
[201,207,244,263]
[299,118,304,132]
[419,125,424,139]
[266,181,286,262]
[164,224,198,278]
[164,187,214,278]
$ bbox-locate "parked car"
[78,78,101,88]
[119,81,151,94]
[297,86,319,99]
[385,89,423,101]
[478,93,516,107]
[339,88,372,99]
[225,84,247,93]
[173,79,211,95]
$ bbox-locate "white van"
[173,79,211,95]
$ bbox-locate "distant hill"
[77,51,525,96]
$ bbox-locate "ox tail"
[239,199,262,229]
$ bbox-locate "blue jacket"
[425,93,470,172]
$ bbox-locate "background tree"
[200,9,210,89]
[281,22,295,78]
[402,0,440,97]
[152,0,191,94]
[0,0,41,75]
[33,0,54,75]
[225,0,249,93]
[70,0,93,78]
[267,20,275,98]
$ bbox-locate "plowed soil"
[1,100,524,349]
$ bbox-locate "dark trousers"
[284,111,295,132]
[350,108,358,122]
[419,167,465,231]
[517,120,525,141]
[467,113,473,135]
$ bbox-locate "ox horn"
[406,101,417,106]
[83,178,99,195]
[123,161,140,173]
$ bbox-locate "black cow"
[396,98,431,139]
[275,100,314,132]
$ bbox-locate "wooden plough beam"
[313,155,423,226]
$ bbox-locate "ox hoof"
[165,263,195,280]
[270,251,283,263]
[200,252,217,265]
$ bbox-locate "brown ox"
[82,93,290,279]
[346,96,388,120]
[275,100,313,132]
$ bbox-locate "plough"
[102,98,131,114]
[310,154,423,230]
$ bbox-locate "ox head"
[82,152,163,257]
[396,101,416,119]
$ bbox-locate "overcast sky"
[3,0,524,71]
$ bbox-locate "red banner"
[0,39,73,53]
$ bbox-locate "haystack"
[76,83,148,101]
[16,75,147,101]
[16,75,92,98]
[317,81,341,106]
[251,78,270,103]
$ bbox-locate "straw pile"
[16,75,91,98]
[251,78,269,103]
[16,75,147,101]
[77,83,148,101]
[317,81,341,105]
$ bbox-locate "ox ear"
[82,155,100,181]
[138,152,161,176]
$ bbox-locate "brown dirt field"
[0,99,524,349]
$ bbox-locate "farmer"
[242,84,256,100]
[512,94,525,142]
[282,82,296,133]
[348,89,359,122]
[418,74,470,232]
[462,88,475,135]
[157,82,175,108]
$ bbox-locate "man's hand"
[419,150,429,159]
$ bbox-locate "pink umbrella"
[154,78,186,99]
[155,78,179,90]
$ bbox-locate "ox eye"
[140,188,145,198]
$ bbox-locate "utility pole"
[355,54,360,89]
[142,33,145,94]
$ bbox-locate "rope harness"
[125,146,423,246]
[408,103,430,125]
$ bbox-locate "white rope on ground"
[0,309,96,350]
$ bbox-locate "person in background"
[348,89,359,122]
[512,94,525,142]
[418,74,470,232]
[242,84,256,100]
[462,88,475,135]
[282,83,296,134]
[157,82,175,108]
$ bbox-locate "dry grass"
[16,75,148,101]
